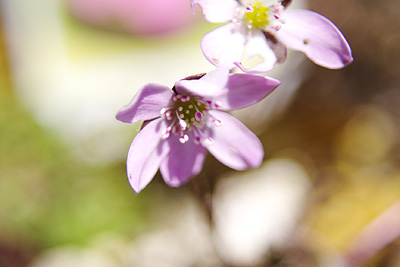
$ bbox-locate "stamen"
[172,125,180,134]
[160,108,167,116]
[180,119,187,130]
[242,1,285,32]
[164,93,212,144]
[213,119,223,127]
[181,96,190,102]
[213,101,222,109]
[162,127,171,139]
[195,112,203,121]
[173,95,181,102]
[194,136,201,144]
[204,137,214,146]
[179,134,189,143]
[166,110,173,120]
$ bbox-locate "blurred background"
[1,0,400,266]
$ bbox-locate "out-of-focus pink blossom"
[66,0,199,35]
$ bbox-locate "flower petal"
[201,23,246,71]
[217,73,280,110]
[126,118,169,193]
[175,68,229,97]
[116,83,175,123]
[205,110,264,170]
[235,30,278,73]
[276,9,353,69]
[191,0,239,23]
[177,69,280,110]
[160,133,206,187]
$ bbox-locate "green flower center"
[175,95,207,129]
[244,1,271,29]
[160,95,223,144]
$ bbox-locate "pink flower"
[66,0,198,35]
[116,69,280,193]
[191,0,353,73]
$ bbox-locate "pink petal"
[235,30,278,73]
[201,23,246,71]
[205,110,264,170]
[160,132,206,187]
[116,83,175,123]
[276,9,353,69]
[217,73,280,110]
[175,68,230,97]
[177,69,280,110]
[126,118,169,193]
[191,0,239,23]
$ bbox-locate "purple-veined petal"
[191,0,239,23]
[235,30,278,73]
[201,23,246,71]
[116,83,175,123]
[160,132,206,187]
[205,110,264,170]
[126,118,169,193]
[177,69,280,110]
[275,9,353,69]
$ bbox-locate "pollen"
[245,1,270,29]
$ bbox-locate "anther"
[213,101,222,109]
[179,134,189,144]
[180,119,187,129]
[181,96,190,102]
[195,112,203,122]
[160,108,167,116]
[213,119,223,127]
[166,110,173,120]
[162,128,171,139]
[194,136,201,144]
[204,137,214,146]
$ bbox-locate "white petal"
[192,0,239,23]
[235,31,277,73]
[201,23,246,71]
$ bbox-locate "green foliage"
[0,93,151,249]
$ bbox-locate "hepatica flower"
[191,0,353,73]
[116,69,280,193]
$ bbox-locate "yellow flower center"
[244,2,270,29]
